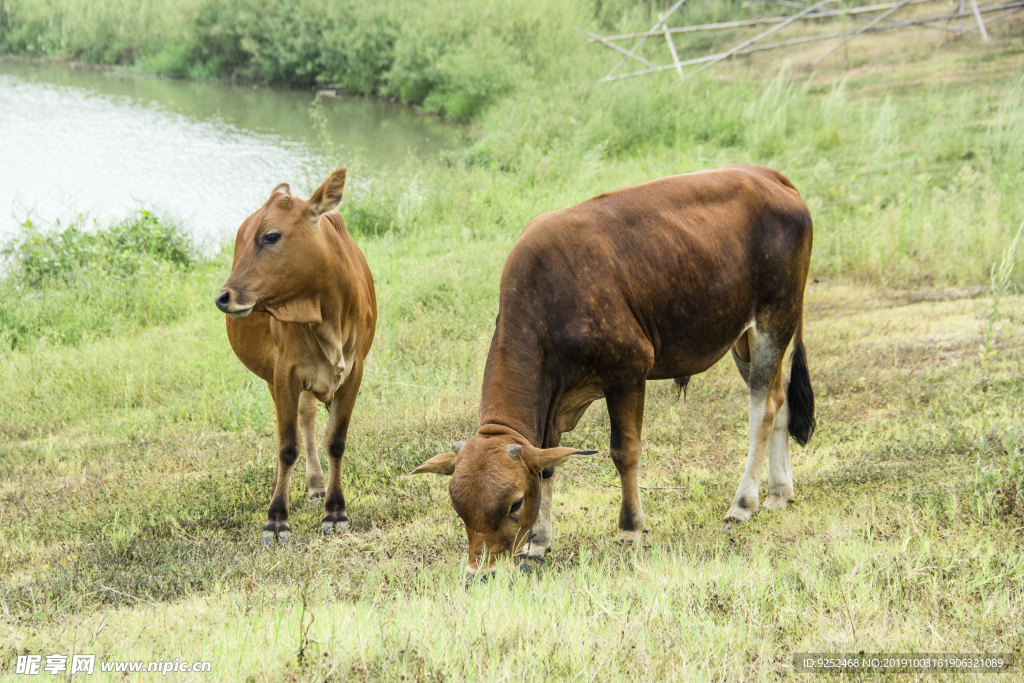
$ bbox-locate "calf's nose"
[214,290,231,312]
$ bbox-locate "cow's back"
[500,165,812,381]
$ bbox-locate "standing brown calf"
[215,167,376,544]
[413,165,815,576]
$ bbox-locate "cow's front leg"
[265,373,302,545]
[524,468,556,559]
[605,380,648,542]
[298,391,327,504]
[321,360,363,535]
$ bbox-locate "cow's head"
[411,434,594,576]
[215,167,348,323]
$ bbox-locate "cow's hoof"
[763,493,794,512]
[308,491,325,508]
[724,500,755,525]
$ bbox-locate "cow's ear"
[528,447,597,473]
[409,451,458,476]
[265,293,321,325]
[307,166,347,216]
[270,183,291,200]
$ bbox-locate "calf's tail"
[787,315,816,446]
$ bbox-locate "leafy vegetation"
[0,212,216,351]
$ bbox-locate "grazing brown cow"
[215,167,376,545]
[413,164,815,576]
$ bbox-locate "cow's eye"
[261,232,282,245]
[509,498,523,514]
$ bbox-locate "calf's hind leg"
[298,391,327,503]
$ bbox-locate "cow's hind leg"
[298,391,327,504]
[763,381,795,512]
[605,379,648,542]
[320,359,364,535]
[725,329,787,527]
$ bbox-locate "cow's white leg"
[763,388,794,512]
[524,470,555,558]
[725,335,785,525]
[298,391,326,503]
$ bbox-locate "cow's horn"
[452,441,465,454]
[507,444,523,459]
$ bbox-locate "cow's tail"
[787,314,816,446]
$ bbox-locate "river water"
[0,61,460,247]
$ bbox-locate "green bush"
[0,212,211,352]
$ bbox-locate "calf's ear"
[410,451,458,476]
[529,447,597,474]
[307,166,347,216]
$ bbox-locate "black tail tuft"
[787,342,816,446]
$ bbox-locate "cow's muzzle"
[215,288,254,319]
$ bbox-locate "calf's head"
[215,167,348,323]
[412,435,594,575]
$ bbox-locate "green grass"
[2,3,1024,680]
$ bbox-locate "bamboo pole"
[603,0,688,80]
[588,0,941,42]
[589,32,659,69]
[960,3,1022,32]
[970,0,991,39]
[662,13,686,81]
[684,0,839,80]
[813,0,913,64]
[596,1,1024,82]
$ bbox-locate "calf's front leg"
[264,372,302,545]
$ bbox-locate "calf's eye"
[509,498,523,514]
[261,233,282,245]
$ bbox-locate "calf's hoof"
[308,491,326,508]
[616,528,648,543]
[261,521,292,546]
[321,511,348,535]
